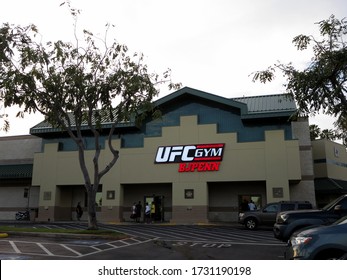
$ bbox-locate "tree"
[309,124,338,141]
[309,124,321,140]
[252,15,347,144]
[0,5,180,229]
[0,106,9,132]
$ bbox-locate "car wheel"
[245,218,257,230]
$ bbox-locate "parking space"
[0,234,154,259]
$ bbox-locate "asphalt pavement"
[0,222,286,260]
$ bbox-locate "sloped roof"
[155,87,248,114]
[233,94,296,118]
[30,109,138,135]
[30,87,296,135]
[155,87,296,118]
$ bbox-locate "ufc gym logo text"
[155,144,225,172]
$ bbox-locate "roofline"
[30,87,297,136]
[154,86,249,115]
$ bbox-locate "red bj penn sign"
[154,143,225,172]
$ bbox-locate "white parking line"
[37,243,54,256]
[60,244,83,256]
[9,241,20,253]
[118,240,131,245]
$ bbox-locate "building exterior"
[313,139,347,207]
[0,135,42,220]
[1,87,320,222]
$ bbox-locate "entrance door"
[144,195,164,222]
[238,195,261,211]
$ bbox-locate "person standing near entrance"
[150,201,156,223]
[135,201,142,222]
[76,202,83,221]
[145,202,151,223]
[131,202,137,221]
[248,200,257,211]
[240,199,249,212]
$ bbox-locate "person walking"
[76,202,83,221]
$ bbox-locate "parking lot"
[0,222,286,260]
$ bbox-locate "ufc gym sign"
[154,143,225,172]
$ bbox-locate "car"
[285,215,347,260]
[238,201,312,230]
[273,194,347,242]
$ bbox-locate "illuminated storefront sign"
[155,143,225,172]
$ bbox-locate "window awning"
[0,164,33,179]
[315,178,347,194]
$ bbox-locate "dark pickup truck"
[273,194,347,242]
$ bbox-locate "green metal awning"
[315,178,347,194]
[0,164,33,179]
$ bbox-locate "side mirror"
[334,205,342,212]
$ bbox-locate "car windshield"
[322,197,341,211]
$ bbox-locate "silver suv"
[238,201,312,230]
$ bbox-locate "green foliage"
[309,124,339,141]
[0,104,9,131]
[0,3,180,229]
[252,15,347,143]
[0,22,179,131]
[309,124,321,140]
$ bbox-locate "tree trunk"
[87,185,98,230]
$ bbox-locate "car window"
[338,199,347,210]
[264,204,278,212]
[322,196,344,210]
[280,204,295,211]
[298,204,312,210]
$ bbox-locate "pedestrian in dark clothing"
[240,199,249,212]
[76,202,83,221]
[135,201,142,222]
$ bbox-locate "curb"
[0,233,9,238]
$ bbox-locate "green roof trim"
[0,164,33,179]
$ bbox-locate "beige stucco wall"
[313,139,347,180]
[32,115,305,223]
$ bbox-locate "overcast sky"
[1,0,346,136]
